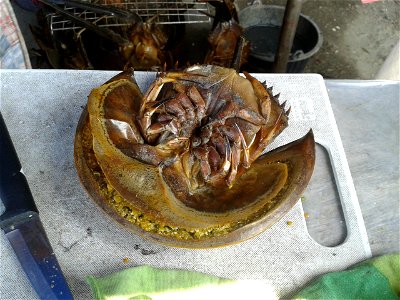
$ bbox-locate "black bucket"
[239,5,323,73]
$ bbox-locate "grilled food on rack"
[204,0,250,68]
[121,16,170,70]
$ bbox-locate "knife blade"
[0,113,74,300]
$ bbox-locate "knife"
[0,113,74,299]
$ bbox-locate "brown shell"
[74,104,315,248]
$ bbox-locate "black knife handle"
[0,113,38,223]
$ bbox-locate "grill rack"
[48,1,212,32]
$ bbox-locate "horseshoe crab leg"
[139,76,177,139]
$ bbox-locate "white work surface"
[324,80,399,255]
[0,70,380,299]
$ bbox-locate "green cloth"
[87,266,261,300]
[294,254,400,299]
[87,254,400,300]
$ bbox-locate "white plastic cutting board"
[0,70,371,299]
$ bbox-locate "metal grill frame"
[48,0,212,32]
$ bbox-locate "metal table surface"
[323,80,399,255]
[0,71,398,299]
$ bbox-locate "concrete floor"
[10,0,400,78]
[236,0,400,79]
[301,0,399,79]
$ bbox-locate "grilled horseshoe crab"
[74,65,315,248]
[121,17,169,71]
[203,0,250,68]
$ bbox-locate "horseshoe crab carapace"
[74,65,315,248]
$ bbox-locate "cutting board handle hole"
[302,143,347,247]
